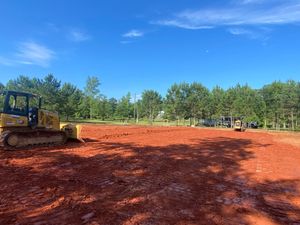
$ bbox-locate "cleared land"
[1,126,300,225]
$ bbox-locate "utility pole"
[134,93,136,123]
[136,106,139,123]
[133,93,139,123]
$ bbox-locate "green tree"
[164,83,182,123]
[0,82,4,110]
[231,85,257,119]
[141,90,162,124]
[164,83,190,124]
[84,76,100,97]
[296,82,300,128]
[0,82,4,92]
[252,91,266,127]
[94,96,111,120]
[220,84,265,127]
[78,97,90,119]
[107,98,118,119]
[6,74,61,112]
[187,82,209,125]
[6,75,37,93]
[115,93,133,122]
[84,76,101,119]
[261,81,285,129]
[37,74,61,111]
[208,86,226,121]
[59,83,82,120]
[282,80,298,130]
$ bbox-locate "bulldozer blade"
[60,123,85,142]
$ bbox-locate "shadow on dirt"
[0,137,299,224]
[82,138,99,143]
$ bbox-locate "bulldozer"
[0,90,83,150]
[234,119,246,132]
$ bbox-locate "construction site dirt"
[1,125,300,225]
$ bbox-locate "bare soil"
[1,125,300,225]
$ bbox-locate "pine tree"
[141,90,162,124]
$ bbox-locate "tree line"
[1,74,300,130]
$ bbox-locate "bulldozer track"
[0,129,67,150]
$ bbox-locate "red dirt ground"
[1,125,300,225]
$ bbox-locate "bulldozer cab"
[0,91,42,128]
[1,91,41,112]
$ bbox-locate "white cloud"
[236,0,286,4]
[123,30,144,38]
[69,29,91,42]
[155,1,300,29]
[227,27,269,39]
[0,41,55,67]
[236,0,269,4]
[12,41,54,67]
[155,20,213,30]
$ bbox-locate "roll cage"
[0,90,42,117]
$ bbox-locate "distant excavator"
[0,90,83,150]
[234,119,246,132]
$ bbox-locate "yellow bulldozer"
[234,119,246,132]
[0,90,83,149]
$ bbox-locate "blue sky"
[0,0,300,98]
